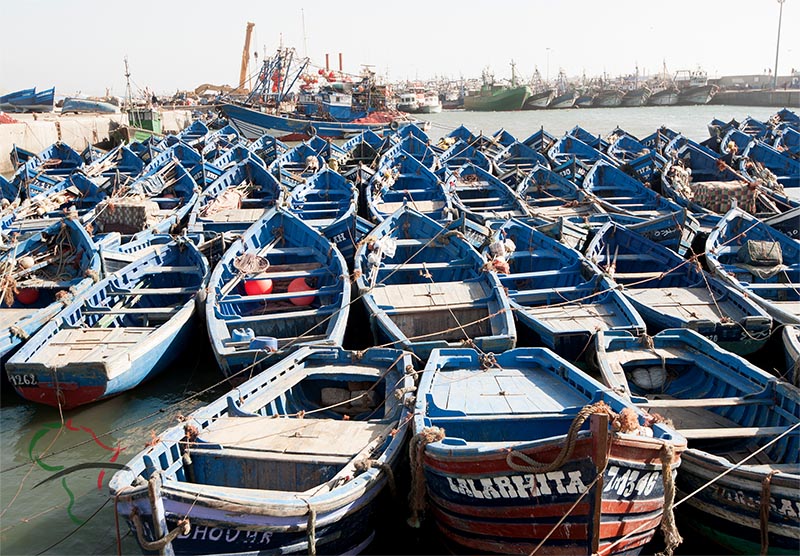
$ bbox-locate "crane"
[238,22,255,91]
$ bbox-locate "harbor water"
[0,104,791,555]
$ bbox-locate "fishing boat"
[268,142,326,190]
[647,86,680,106]
[287,167,359,265]
[705,207,800,326]
[547,134,616,183]
[549,90,578,109]
[593,328,800,555]
[463,67,530,112]
[784,325,800,386]
[6,238,208,408]
[621,86,652,107]
[365,152,452,223]
[443,163,529,226]
[592,89,624,108]
[110,345,414,555]
[585,222,772,355]
[0,87,55,113]
[490,141,550,184]
[187,158,284,239]
[438,139,492,173]
[677,84,718,105]
[355,206,515,360]
[489,219,645,361]
[522,89,555,110]
[0,218,101,366]
[412,346,686,555]
[4,142,85,200]
[206,206,350,379]
[582,161,699,256]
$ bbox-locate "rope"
[354,458,397,498]
[131,510,190,552]
[760,470,779,556]
[506,401,614,473]
[305,502,317,556]
[407,426,445,528]
[657,443,682,556]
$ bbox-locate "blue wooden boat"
[88,159,199,242]
[586,222,772,355]
[246,133,289,167]
[206,206,350,379]
[705,207,800,326]
[365,152,452,223]
[355,206,515,360]
[517,164,607,223]
[288,167,358,265]
[444,163,529,226]
[330,130,389,185]
[438,139,492,173]
[110,345,414,555]
[594,328,800,556]
[268,142,325,190]
[784,325,800,386]
[413,347,686,555]
[774,127,800,158]
[220,102,409,141]
[661,136,796,230]
[547,134,616,183]
[740,137,800,191]
[582,161,699,255]
[490,219,645,361]
[491,141,550,187]
[187,158,284,239]
[143,140,224,188]
[4,142,84,200]
[380,134,440,170]
[521,127,557,153]
[80,144,146,188]
[6,238,208,408]
[0,87,54,113]
[0,218,100,365]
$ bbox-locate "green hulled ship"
[463,62,530,111]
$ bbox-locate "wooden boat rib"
[110,345,414,555]
[414,347,685,555]
[6,237,208,408]
[593,329,799,555]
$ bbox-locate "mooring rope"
[407,426,445,528]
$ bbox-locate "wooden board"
[25,327,155,365]
[371,281,488,310]
[377,200,443,213]
[198,417,387,458]
[625,287,748,321]
[524,302,627,332]
[204,208,267,222]
[0,308,39,330]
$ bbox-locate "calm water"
[0,104,789,556]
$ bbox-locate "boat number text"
[445,466,659,500]
[9,373,38,387]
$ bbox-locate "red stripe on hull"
[14,385,106,409]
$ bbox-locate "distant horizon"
[1,0,797,98]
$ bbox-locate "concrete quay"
[0,109,194,175]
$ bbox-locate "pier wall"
[710,89,799,107]
[0,110,194,175]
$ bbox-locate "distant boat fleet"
[0,106,798,556]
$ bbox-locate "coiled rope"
[407,426,445,528]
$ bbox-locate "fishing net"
[233,253,270,274]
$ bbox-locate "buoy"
[244,278,273,296]
[288,278,314,306]
[18,256,35,270]
[17,288,39,305]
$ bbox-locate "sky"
[1,0,798,97]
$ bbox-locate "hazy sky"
[1,0,797,97]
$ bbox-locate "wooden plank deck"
[25,327,156,365]
[0,308,39,330]
[203,208,267,222]
[371,281,488,310]
[522,302,627,332]
[198,417,388,458]
[625,287,748,321]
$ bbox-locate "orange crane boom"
[239,22,255,91]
